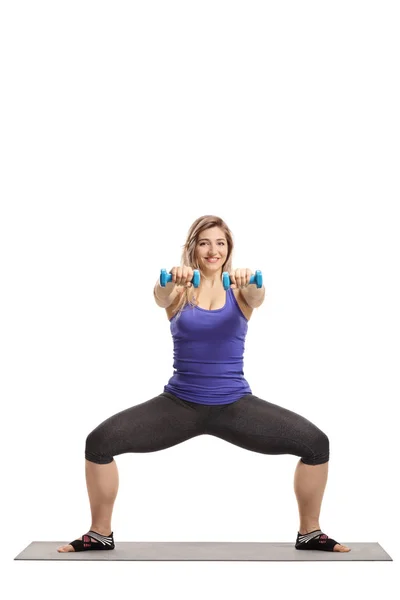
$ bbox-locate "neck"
[199,270,222,287]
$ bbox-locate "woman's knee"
[301,429,330,466]
[85,429,114,465]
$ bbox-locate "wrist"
[154,281,175,300]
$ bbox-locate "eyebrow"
[198,238,226,242]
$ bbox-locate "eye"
[199,242,225,246]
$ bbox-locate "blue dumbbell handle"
[160,268,201,288]
[222,270,263,291]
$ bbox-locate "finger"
[182,269,188,286]
[236,269,245,288]
[240,269,249,287]
[185,268,193,286]
[243,269,248,287]
[238,269,245,287]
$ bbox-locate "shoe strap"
[297,529,323,544]
[85,530,114,546]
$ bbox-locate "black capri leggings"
[85,392,329,466]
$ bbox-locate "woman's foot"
[57,529,114,552]
[296,529,351,552]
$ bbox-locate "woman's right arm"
[153,266,193,308]
[153,280,181,308]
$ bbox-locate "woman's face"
[195,226,228,272]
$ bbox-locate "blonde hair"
[171,215,235,321]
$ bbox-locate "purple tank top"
[164,287,252,405]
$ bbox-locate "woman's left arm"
[240,284,266,308]
[229,268,266,308]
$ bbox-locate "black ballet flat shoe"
[295,529,340,552]
[69,530,115,552]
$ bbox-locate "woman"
[58,215,350,553]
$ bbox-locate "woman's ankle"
[90,525,112,535]
[299,525,321,534]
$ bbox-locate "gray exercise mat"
[15,541,392,561]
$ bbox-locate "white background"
[1,0,399,597]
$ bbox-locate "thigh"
[85,392,207,462]
[207,394,329,463]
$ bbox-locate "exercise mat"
[15,540,392,561]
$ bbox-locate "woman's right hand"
[169,265,195,288]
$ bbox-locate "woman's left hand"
[229,268,252,289]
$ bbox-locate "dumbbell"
[222,270,263,291]
[160,268,201,288]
